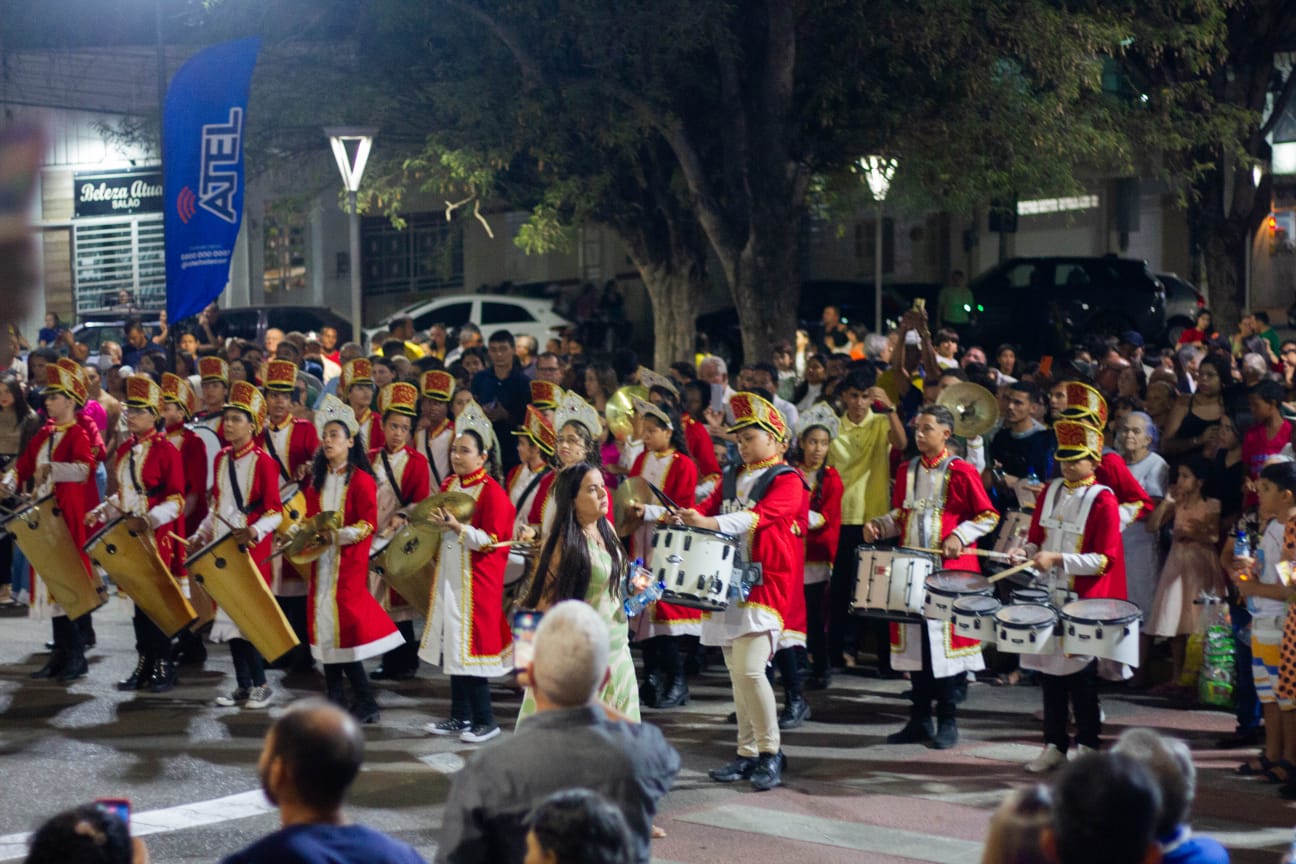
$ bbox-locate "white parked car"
[364,293,572,350]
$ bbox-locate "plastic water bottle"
[1234,528,1251,561]
[624,580,664,617]
[1025,467,1040,486]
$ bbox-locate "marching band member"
[415,370,454,488]
[303,396,406,724]
[262,359,320,672]
[1056,382,1154,529]
[794,404,844,693]
[420,400,516,744]
[340,358,384,452]
[629,397,701,710]
[530,391,605,538]
[865,404,999,749]
[185,381,283,710]
[1010,420,1128,774]
[678,392,807,791]
[1,364,96,682]
[507,405,555,538]
[641,366,720,501]
[194,356,231,446]
[161,372,211,667]
[86,375,184,693]
[368,381,431,682]
[56,359,105,649]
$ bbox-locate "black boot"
[117,655,152,691]
[59,649,88,682]
[655,637,689,708]
[656,674,689,708]
[77,615,95,649]
[31,649,66,680]
[174,630,207,666]
[149,658,179,693]
[750,751,786,791]
[932,701,959,749]
[886,716,934,744]
[779,694,811,729]
[708,754,760,782]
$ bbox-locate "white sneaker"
[1071,744,1097,760]
[245,685,273,709]
[214,687,249,707]
[1025,744,1068,774]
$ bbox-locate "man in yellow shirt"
[826,367,906,681]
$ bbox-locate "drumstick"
[918,546,1013,560]
[988,559,1039,583]
[644,480,680,514]
[167,532,188,546]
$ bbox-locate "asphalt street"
[0,598,1292,864]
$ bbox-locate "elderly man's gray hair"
[1113,727,1195,837]
[533,600,610,708]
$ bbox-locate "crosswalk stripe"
[676,803,983,864]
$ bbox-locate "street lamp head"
[325,127,378,193]
[856,155,899,203]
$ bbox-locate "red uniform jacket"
[369,445,433,611]
[630,449,701,627]
[165,423,210,575]
[697,464,806,630]
[1096,451,1155,525]
[682,414,720,480]
[441,469,515,661]
[263,417,320,483]
[76,411,104,510]
[212,442,282,584]
[800,463,844,566]
[110,430,185,570]
[303,468,400,652]
[1026,481,1128,601]
[15,420,96,585]
[357,408,385,453]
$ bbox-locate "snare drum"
[1059,599,1141,666]
[3,495,107,620]
[1011,587,1050,605]
[852,546,938,620]
[651,525,738,611]
[922,570,992,622]
[994,603,1058,654]
[952,595,1001,643]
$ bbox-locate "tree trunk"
[1200,223,1247,336]
[725,208,801,367]
[614,219,707,372]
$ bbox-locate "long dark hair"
[311,420,375,492]
[646,405,689,457]
[523,464,626,608]
[560,420,602,469]
[0,376,33,423]
[457,428,502,483]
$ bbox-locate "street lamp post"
[858,155,898,333]
[325,127,377,338]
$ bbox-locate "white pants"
[723,631,779,757]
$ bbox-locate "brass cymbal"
[606,385,648,443]
[285,511,343,566]
[409,490,475,525]
[380,521,441,580]
[613,475,649,537]
[937,381,1000,440]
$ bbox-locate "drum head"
[996,603,1057,626]
[953,594,1001,615]
[670,524,737,544]
[1011,588,1049,604]
[1061,598,1141,625]
[280,482,300,504]
[925,570,991,592]
[84,516,125,548]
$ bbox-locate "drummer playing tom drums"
[864,404,999,750]
[1007,419,1128,774]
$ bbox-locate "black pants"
[276,595,312,670]
[772,646,806,702]
[325,661,376,708]
[1040,660,1100,751]
[132,609,171,657]
[53,614,83,654]
[450,675,494,727]
[382,620,420,674]
[829,525,865,665]
[0,532,12,589]
[229,638,266,689]
[910,625,967,722]
[805,581,829,676]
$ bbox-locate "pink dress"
[1147,497,1225,636]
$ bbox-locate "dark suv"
[968,256,1166,354]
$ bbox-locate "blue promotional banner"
[163,37,260,323]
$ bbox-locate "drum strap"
[722,463,801,509]
[263,426,292,483]
[423,432,442,487]
[516,466,549,512]
[227,454,250,515]
[380,450,408,507]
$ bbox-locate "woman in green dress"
[517,463,639,724]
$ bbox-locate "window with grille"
[73,216,165,315]
[361,214,464,297]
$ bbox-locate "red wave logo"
[176,186,197,224]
